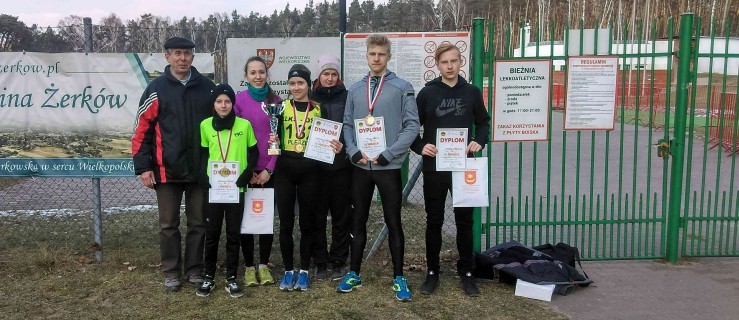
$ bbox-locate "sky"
[6,0,388,27]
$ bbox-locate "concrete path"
[549,258,739,320]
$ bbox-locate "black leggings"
[274,156,320,271]
[240,171,275,267]
[423,171,474,275]
[312,165,352,268]
[350,168,405,277]
[203,194,244,278]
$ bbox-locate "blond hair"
[366,34,391,53]
[434,43,461,62]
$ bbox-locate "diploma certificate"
[354,116,387,160]
[304,117,343,164]
[208,161,240,203]
[436,128,468,171]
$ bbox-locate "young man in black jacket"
[132,37,215,292]
[410,43,491,297]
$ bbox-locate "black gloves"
[376,154,390,166]
[351,152,363,164]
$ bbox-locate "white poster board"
[564,56,618,130]
[343,32,470,92]
[492,60,551,142]
[226,37,340,97]
[0,52,148,133]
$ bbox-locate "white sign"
[565,56,618,130]
[0,52,148,133]
[354,116,387,159]
[493,60,551,142]
[208,161,240,203]
[0,52,216,163]
[343,32,470,92]
[226,38,340,98]
[304,117,343,164]
[436,128,467,171]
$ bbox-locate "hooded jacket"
[312,83,350,171]
[343,71,420,170]
[132,65,215,183]
[410,75,491,172]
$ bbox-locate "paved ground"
[548,258,739,320]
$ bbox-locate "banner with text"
[0,52,213,177]
[226,37,340,97]
[343,32,470,93]
[492,59,552,142]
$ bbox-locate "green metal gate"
[470,13,739,261]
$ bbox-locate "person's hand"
[422,143,437,157]
[330,139,343,153]
[466,141,482,154]
[249,172,258,185]
[357,152,369,165]
[255,170,271,185]
[371,154,390,166]
[140,171,155,189]
[268,133,279,145]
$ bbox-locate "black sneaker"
[420,271,440,294]
[330,266,346,281]
[225,277,244,298]
[461,272,480,297]
[196,276,215,297]
[314,265,328,281]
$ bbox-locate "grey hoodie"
[343,71,420,170]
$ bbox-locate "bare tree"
[429,0,446,31]
[446,0,466,30]
[57,15,86,52]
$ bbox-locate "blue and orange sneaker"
[279,271,295,291]
[294,270,310,291]
[393,276,412,301]
[336,271,362,293]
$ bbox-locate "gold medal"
[366,114,375,126]
[295,143,305,153]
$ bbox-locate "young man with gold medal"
[339,34,420,302]
[273,64,323,292]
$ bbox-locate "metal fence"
[0,155,442,268]
[472,14,738,261]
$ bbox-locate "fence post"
[84,16,104,262]
[665,13,694,263]
[471,17,485,253]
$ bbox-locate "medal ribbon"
[290,99,312,139]
[366,74,385,115]
[216,129,233,163]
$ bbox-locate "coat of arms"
[464,171,476,185]
[252,200,264,213]
[257,49,276,68]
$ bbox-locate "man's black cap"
[163,37,195,50]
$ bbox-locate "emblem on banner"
[252,200,264,213]
[464,171,476,185]
[257,49,276,68]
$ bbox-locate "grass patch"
[0,204,567,319]
[0,244,566,320]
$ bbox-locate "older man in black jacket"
[132,37,215,292]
